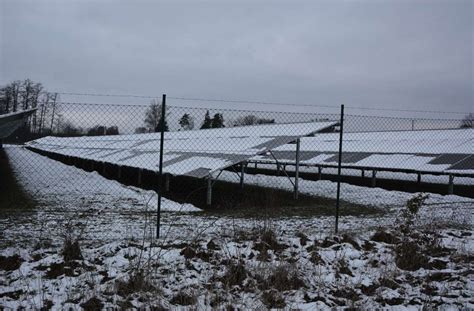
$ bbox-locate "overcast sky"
[1,0,472,117]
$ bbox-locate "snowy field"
[1,146,473,309]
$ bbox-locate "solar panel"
[447,155,474,171]
[324,152,372,164]
[428,154,471,165]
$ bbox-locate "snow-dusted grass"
[1,146,473,309]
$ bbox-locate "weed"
[116,270,156,297]
[222,261,247,287]
[261,290,286,309]
[257,264,305,291]
[62,239,82,263]
[170,289,197,306]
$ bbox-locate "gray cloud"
[1,0,472,117]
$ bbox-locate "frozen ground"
[1,146,473,309]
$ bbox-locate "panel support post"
[137,168,142,185]
[294,138,301,200]
[361,169,365,178]
[417,173,421,185]
[207,175,213,206]
[318,166,322,180]
[165,174,170,192]
[240,163,245,189]
[371,170,377,187]
[448,174,454,195]
[335,104,344,234]
[157,94,166,239]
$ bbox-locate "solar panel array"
[0,109,37,139]
[27,121,337,178]
[253,128,474,175]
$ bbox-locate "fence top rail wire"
[53,101,469,122]
[52,91,470,116]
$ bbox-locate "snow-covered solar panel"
[0,108,37,139]
[27,121,337,178]
[252,128,474,175]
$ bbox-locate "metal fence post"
[207,175,213,206]
[335,104,344,234]
[157,94,166,239]
[448,174,454,195]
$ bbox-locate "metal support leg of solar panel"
[268,147,300,200]
[240,163,246,189]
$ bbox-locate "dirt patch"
[0,148,36,212]
[0,254,23,271]
[80,297,104,310]
[371,230,399,244]
[164,176,381,218]
[0,290,24,300]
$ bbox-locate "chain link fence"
[1,99,473,246]
[1,97,472,308]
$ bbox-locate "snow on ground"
[5,146,201,213]
[1,146,473,309]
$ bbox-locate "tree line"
[0,79,60,135]
[0,79,121,139]
[135,100,275,133]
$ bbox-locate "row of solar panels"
[252,151,473,175]
[252,128,473,176]
[27,121,337,178]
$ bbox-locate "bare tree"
[144,99,169,132]
[49,93,59,131]
[11,80,21,112]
